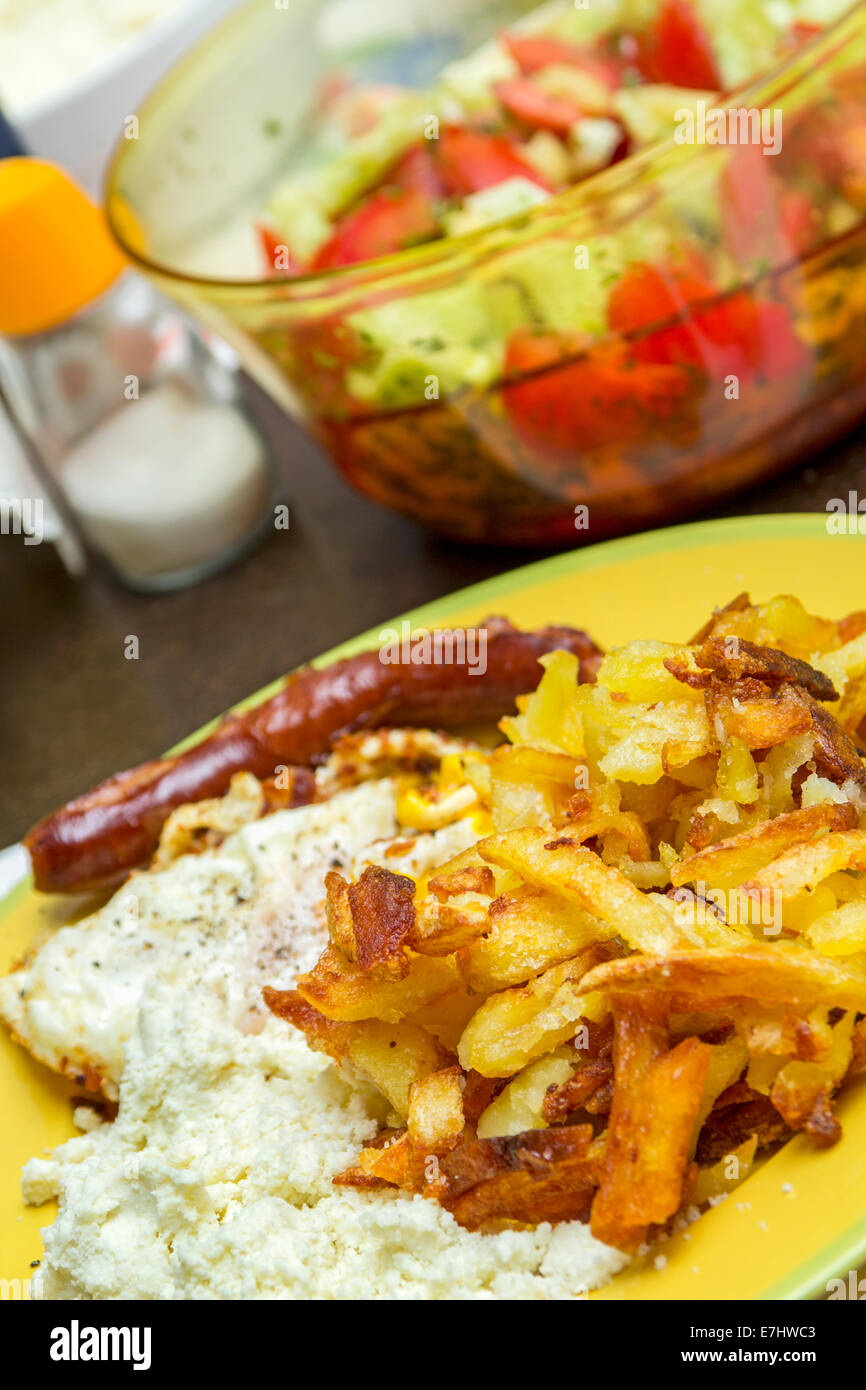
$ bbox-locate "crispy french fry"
[263,988,447,1117]
[407,1065,464,1151]
[770,1012,855,1146]
[598,641,705,705]
[499,650,586,757]
[650,889,754,948]
[348,1023,448,1118]
[349,1132,416,1188]
[742,830,866,902]
[814,631,866,712]
[441,1124,600,1231]
[457,946,611,1078]
[697,1093,790,1166]
[583,947,866,1013]
[598,702,714,784]
[479,827,692,954]
[591,999,711,1253]
[807,899,866,955]
[297,943,458,1022]
[685,637,837,701]
[427,864,495,899]
[691,594,837,661]
[732,1005,812,1064]
[758,734,815,816]
[710,687,813,750]
[487,743,585,831]
[670,803,856,890]
[691,1136,757,1205]
[563,783,652,862]
[475,1052,574,1139]
[541,1056,614,1125]
[409,891,490,956]
[715,738,759,805]
[324,869,355,959]
[324,865,416,978]
[263,987,352,1058]
[268,596,866,1248]
[457,883,607,992]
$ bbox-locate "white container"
[11,0,243,195]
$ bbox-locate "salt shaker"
[0,158,276,591]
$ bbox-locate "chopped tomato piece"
[391,144,446,201]
[433,126,550,196]
[504,326,590,375]
[720,146,808,265]
[286,315,370,413]
[608,260,807,383]
[607,262,697,338]
[503,330,691,453]
[256,222,301,276]
[752,301,811,380]
[784,20,824,51]
[494,77,582,134]
[638,0,721,91]
[310,186,439,270]
[608,259,734,360]
[779,188,821,257]
[502,32,621,88]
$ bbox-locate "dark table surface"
[2,378,864,848]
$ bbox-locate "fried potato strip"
[296,943,458,1022]
[479,828,691,953]
[583,947,866,1013]
[670,803,856,890]
[457,945,611,1078]
[743,830,866,901]
[458,883,604,991]
[591,997,712,1252]
[263,987,449,1116]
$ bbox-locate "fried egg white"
[0,780,475,1096]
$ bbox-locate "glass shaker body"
[0,272,276,590]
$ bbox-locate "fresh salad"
[250,0,866,545]
[260,0,850,273]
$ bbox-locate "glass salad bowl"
[106,0,866,545]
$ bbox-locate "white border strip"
[0,845,29,899]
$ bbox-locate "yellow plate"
[4,512,866,1300]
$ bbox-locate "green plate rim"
[4,508,862,1301]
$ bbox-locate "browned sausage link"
[25,620,600,894]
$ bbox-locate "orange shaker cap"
[0,159,125,335]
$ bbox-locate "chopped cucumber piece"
[443,177,550,237]
[434,38,518,111]
[345,277,531,404]
[569,116,623,175]
[269,93,428,235]
[613,85,715,146]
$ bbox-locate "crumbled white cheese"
[26,989,627,1299]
